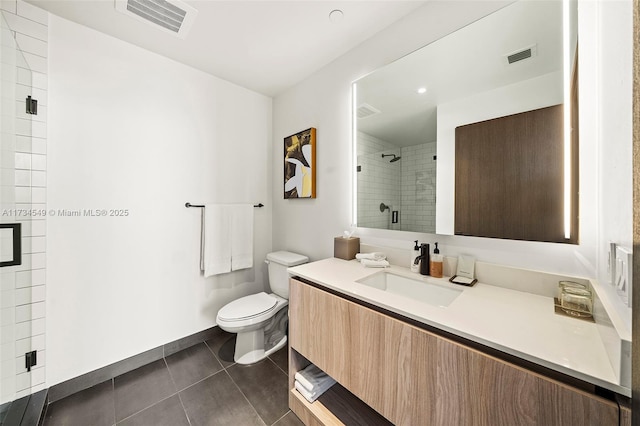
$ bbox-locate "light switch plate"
[608,241,617,285]
[614,246,632,307]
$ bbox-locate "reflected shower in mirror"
[354,0,577,238]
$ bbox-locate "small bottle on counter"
[430,242,443,278]
[411,240,420,272]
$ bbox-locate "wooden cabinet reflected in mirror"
[454,54,579,244]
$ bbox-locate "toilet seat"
[217,292,278,322]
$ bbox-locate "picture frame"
[284,127,316,199]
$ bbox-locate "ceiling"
[27,0,426,97]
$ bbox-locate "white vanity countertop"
[288,257,630,397]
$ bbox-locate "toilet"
[216,251,308,364]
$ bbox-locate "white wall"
[47,16,272,386]
[272,0,633,293]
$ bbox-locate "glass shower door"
[0,11,33,418]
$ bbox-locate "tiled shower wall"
[400,142,436,233]
[356,132,400,230]
[357,131,436,232]
[0,0,47,402]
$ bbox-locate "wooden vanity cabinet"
[289,278,624,426]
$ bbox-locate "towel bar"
[185,202,264,208]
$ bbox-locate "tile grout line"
[222,369,268,426]
[111,378,115,426]
[114,392,180,425]
[163,346,192,426]
[270,409,293,426]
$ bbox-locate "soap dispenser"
[430,242,443,278]
[411,240,420,272]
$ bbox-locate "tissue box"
[334,237,360,260]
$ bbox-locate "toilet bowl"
[216,251,308,364]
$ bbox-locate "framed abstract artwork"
[284,127,316,199]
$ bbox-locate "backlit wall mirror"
[353,0,578,242]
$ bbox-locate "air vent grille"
[507,49,532,64]
[504,44,538,66]
[115,0,198,38]
[357,103,381,119]
[127,0,186,33]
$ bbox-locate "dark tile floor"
[42,328,304,426]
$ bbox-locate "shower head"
[381,153,401,163]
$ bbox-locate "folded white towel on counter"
[294,364,333,392]
[355,252,386,261]
[294,379,335,403]
[361,259,390,268]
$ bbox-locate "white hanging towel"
[201,204,232,277]
[230,204,253,271]
[201,204,254,277]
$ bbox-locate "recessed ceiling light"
[417,87,427,94]
[329,9,344,23]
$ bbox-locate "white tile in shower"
[15,118,31,137]
[27,236,45,253]
[30,269,45,286]
[31,154,45,171]
[0,273,15,291]
[15,285,44,306]
[2,12,47,42]
[29,87,47,105]
[31,138,45,155]
[14,169,30,186]
[15,301,44,322]
[30,252,44,269]
[30,220,45,236]
[14,33,47,58]
[1,0,17,14]
[14,135,31,153]
[31,187,45,203]
[31,170,45,187]
[1,290,15,310]
[30,71,47,90]
[15,334,45,355]
[15,270,31,288]
[31,121,46,139]
[14,152,31,170]
[14,186,30,203]
[16,0,48,25]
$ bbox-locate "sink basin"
[356,271,463,307]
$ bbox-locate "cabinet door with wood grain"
[289,279,351,387]
[349,302,437,425]
[436,337,618,426]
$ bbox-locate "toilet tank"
[266,251,308,299]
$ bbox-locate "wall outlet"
[614,246,632,307]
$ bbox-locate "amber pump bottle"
[430,242,444,278]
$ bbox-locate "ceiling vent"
[504,44,538,65]
[115,0,198,39]
[357,103,381,119]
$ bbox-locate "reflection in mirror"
[354,0,577,239]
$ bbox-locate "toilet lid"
[218,292,278,321]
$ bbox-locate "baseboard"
[47,326,219,404]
